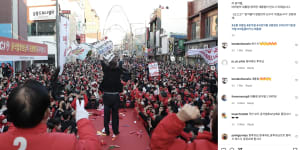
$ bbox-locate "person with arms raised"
[151,104,218,150]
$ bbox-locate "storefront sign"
[61,10,71,14]
[29,6,56,21]
[0,37,48,61]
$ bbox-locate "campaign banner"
[66,39,112,61]
[187,47,218,65]
[97,40,113,55]
[75,44,91,60]
[67,42,91,60]
[59,16,69,74]
[148,62,160,77]
[0,36,48,61]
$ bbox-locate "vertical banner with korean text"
[59,16,69,75]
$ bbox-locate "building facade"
[148,8,161,59]
[27,0,99,66]
[185,0,218,65]
[27,0,57,66]
[148,4,187,61]
[84,0,101,43]
[60,0,85,45]
[0,0,31,72]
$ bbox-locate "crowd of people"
[0,59,104,134]
[122,59,218,138]
[0,56,218,149]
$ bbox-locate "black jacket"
[100,60,124,93]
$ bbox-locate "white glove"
[176,104,200,122]
[76,100,89,122]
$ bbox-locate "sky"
[90,0,190,44]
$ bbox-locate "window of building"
[205,17,210,38]
[28,21,55,36]
[28,22,37,36]
[191,22,196,40]
[37,22,55,35]
[196,22,200,39]
[205,14,218,38]
[191,20,200,40]
[210,15,218,37]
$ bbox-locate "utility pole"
[129,23,133,57]
[145,20,147,60]
[56,0,60,68]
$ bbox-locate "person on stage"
[100,54,126,139]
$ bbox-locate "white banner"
[187,47,218,65]
[97,40,113,55]
[59,16,69,75]
[66,39,114,61]
[29,6,56,21]
[148,62,160,77]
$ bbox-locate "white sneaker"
[112,134,117,141]
[102,128,105,133]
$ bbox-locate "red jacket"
[151,114,217,150]
[0,119,101,150]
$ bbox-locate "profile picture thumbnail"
[222,113,227,119]
[222,78,228,84]
[222,133,228,140]
[222,42,228,49]
[221,95,227,101]
[221,59,228,66]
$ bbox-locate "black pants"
[103,93,120,135]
